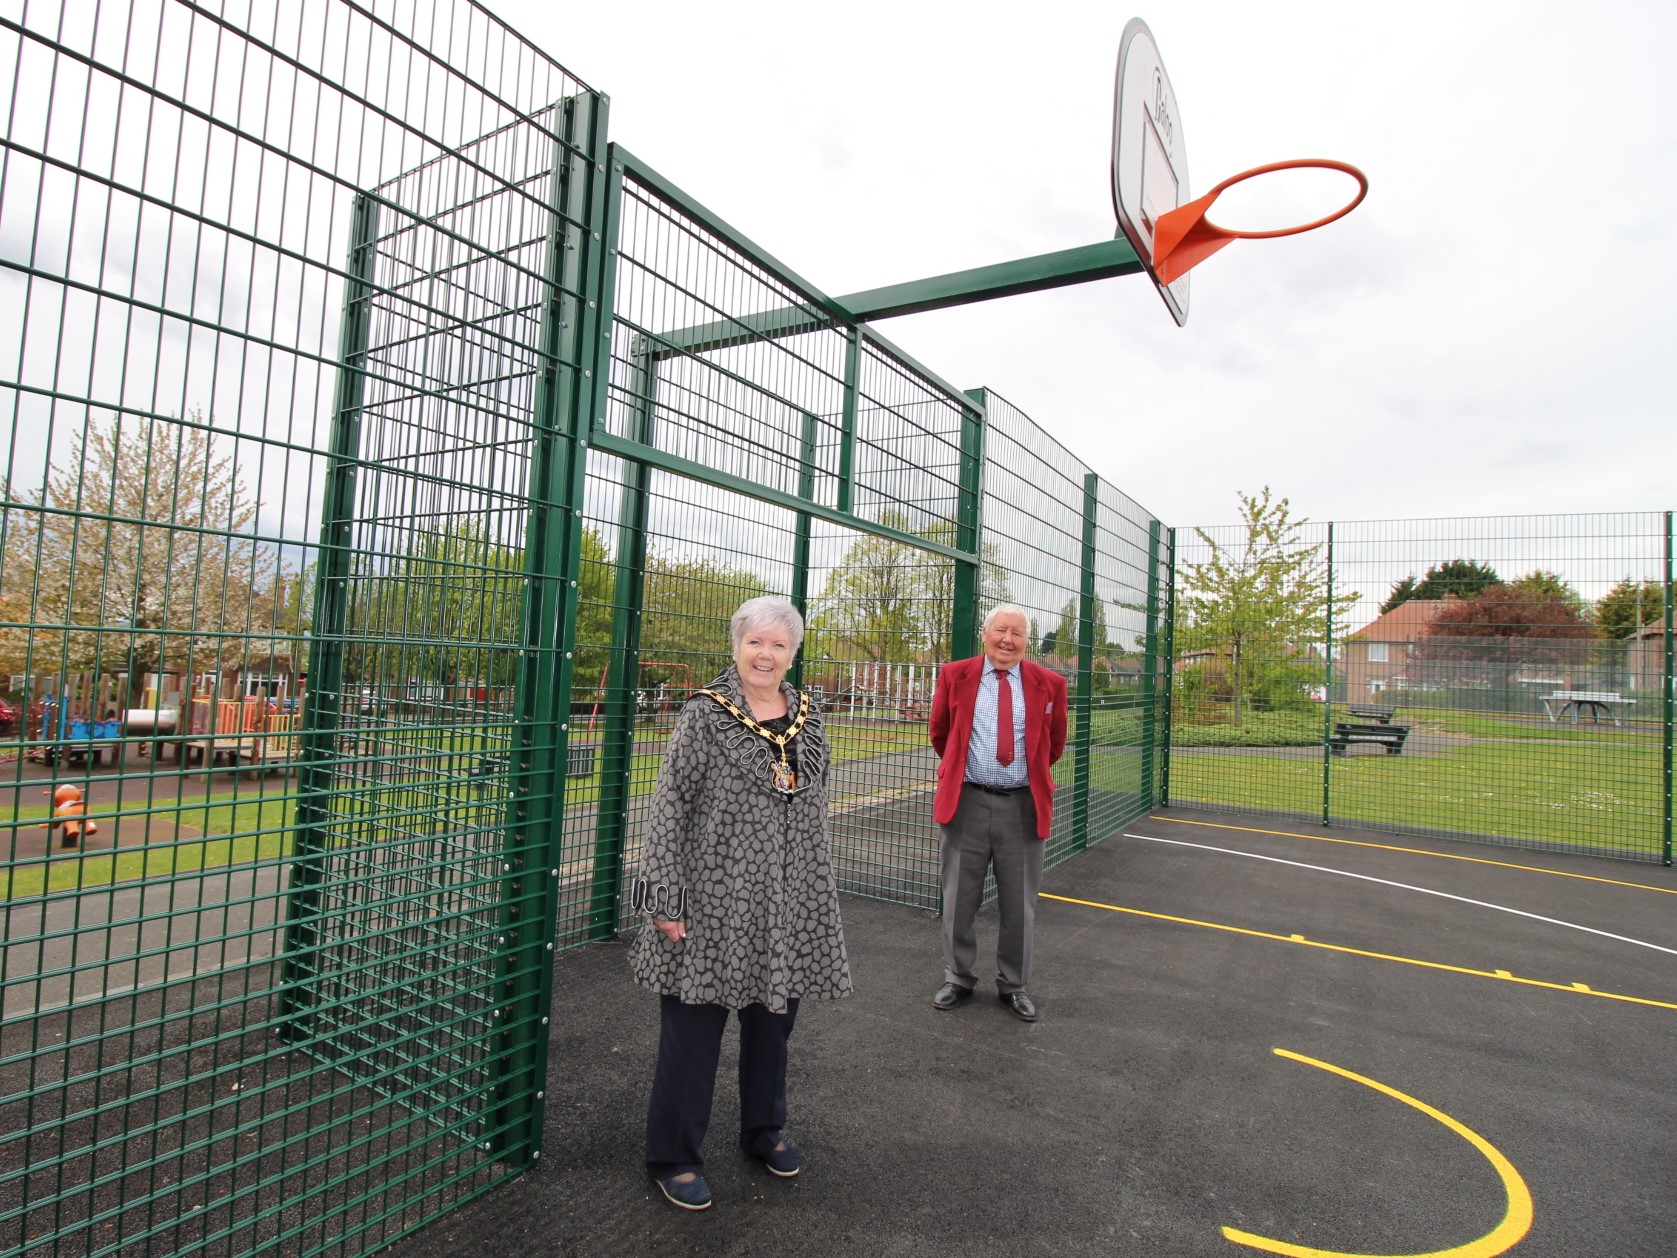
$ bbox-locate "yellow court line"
[1037,892,1677,1012]
[1153,815,1677,896]
[1222,1048,1533,1258]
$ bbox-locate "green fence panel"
[0,5,1178,1255]
[1169,509,1675,864]
[0,3,605,1254]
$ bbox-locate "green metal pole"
[1072,474,1098,851]
[1321,523,1335,827]
[1160,527,1177,806]
[590,334,652,941]
[952,390,987,661]
[789,411,817,690]
[1663,510,1673,866]
[488,92,612,1167]
[279,190,378,1030]
[837,330,859,515]
[1140,518,1162,810]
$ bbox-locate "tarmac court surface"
[393,806,1677,1257]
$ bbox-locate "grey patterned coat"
[627,667,853,1013]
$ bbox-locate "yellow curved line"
[1222,1049,1533,1258]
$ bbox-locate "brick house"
[1339,600,1447,699]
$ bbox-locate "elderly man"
[928,603,1068,1022]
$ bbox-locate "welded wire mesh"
[1168,508,1674,862]
[0,2,598,1254]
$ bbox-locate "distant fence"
[1167,509,1674,864]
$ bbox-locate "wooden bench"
[1329,721,1409,756]
[1345,703,1396,724]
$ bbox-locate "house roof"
[1627,617,1672,641]
[1346,600,1448,642]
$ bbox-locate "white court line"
[1123,831,1677,959]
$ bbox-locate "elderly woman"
[629,596,852,1212]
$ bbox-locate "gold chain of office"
[698,688,810,792]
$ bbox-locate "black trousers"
[644,994,800,1178]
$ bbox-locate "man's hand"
[654,917,686,943]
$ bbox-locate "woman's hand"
[654,917,686,943]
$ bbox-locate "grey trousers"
[938,786,1044,995]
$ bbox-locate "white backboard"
[1111,18,1190,325]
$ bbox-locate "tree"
[639,549,771,675]
[1596,579,1665,639]
[1176,487,1356,720]
[812,511,1008,666]
[1037,600,1076,660]
[1417,582,1595,670]
[1378,576,1418,615]
[0,413,288,703]
[1509,569,1586,618]
[1381,559,1501,612]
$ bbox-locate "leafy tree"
[0,413,288,704]
[1596,579,1665,639]
[351,522,525,688]
[1383,559,1501,613]
[812,511,1008,665]
[1038,599,1076,660]
[1378,575,1418,615]
[1418,582,1595,668]
[639,548,771,677]
[1176,487,1356,720]
[1509,569,1586,617]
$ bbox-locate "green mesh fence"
[1167,507,1675,864]
[0,2,605,1254]
[0,4,1173,1255]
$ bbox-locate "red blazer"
[929,656,1068,839]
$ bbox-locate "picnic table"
[1541,691,1635,726]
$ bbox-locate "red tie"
[996,670,1015,766]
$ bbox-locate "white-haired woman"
[629,596,852,1211]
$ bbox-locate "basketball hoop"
[1151,158,1369,285]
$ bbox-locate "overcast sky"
[491,0,1675,531]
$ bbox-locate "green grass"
[4,801,296,900]
[1376,704,1658,744]
[1169,739,1666,857]
[3,716,935,901]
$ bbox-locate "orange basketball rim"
[1151,158,1369,286]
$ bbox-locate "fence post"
[1161,526,1177,805]
[837,330,860,514]
[487,93,614,1166]
[1141,517,1163,809]
[790,411,818,689]
[1664,510,1673,866]
[590,326,651,943]
[952,390,987,660]
[1321,522,1335,827]
[279,190,378,1030]
[1072,474,1098,850]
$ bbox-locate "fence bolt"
[537,1090,545,1099]
[541,1016,549,1025]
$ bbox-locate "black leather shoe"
[1001,991,1038,1022]
[932,982,975,1010]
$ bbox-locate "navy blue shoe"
[750,1135,800,1178]
[655,1172,713,1211]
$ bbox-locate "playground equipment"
[42,784,97,849]
[28,698,124,766]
